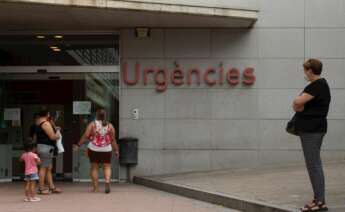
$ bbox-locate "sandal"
[37,188,50,195]
[105,183,111,194]
[302,199,316,209]
[301,200,328,212]
[91,186,99,193]
[49,187,63,194]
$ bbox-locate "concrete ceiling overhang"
[0,0,258,31]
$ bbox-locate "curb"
[134,176,296,212]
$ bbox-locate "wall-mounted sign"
[122,62,256,92]
[4,108,21,121]
[73,101,91,115]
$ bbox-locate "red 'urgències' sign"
[122,62,256,92]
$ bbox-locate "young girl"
[20,140,41,202]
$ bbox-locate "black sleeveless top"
[33,121,56,147]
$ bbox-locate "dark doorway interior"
[0,73,119,181]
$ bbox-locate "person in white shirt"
[74,108,119,193]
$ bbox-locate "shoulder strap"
[93,121,99,130]
[106,124,111,133]
[39,121,48,127]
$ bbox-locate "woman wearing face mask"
[293,59,331,212]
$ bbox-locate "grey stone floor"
[148,161,345,211]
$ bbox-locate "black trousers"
[300,133,326,202]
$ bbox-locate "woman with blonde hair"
[293,59,331,212]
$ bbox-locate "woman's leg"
[37,148,51,194]
[90,163,99,192]
[103,163,112,193]
[39,167,47,190]
[46,164,55,189]
[45,164,63,193]
[103,163,112,183]
[300,133,326,203]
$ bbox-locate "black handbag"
[286,114,299,136]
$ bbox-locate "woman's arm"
[41,122,60,141]
[293,92,314,112]
[293,104,304,112]
[77,123,93,147]
[110,124,119,159]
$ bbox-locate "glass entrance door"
[0,72,120,182]
[72,72,120,181]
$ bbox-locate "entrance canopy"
[0,0,258,31]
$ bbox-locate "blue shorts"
[24,173,39,181]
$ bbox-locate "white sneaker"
[24,198,30,202]
[30,197,41,202]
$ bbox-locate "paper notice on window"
[73,101,91,115]
[4,108,21,121]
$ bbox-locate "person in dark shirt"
[293,59,331,212]
[33,109,63,195]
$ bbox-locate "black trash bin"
[119,137,138,165]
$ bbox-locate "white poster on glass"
[73,101,91,115]
[4,108,21,121]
